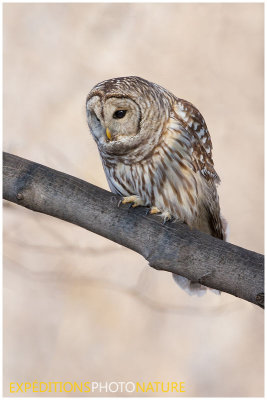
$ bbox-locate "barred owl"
[86,76,226,296]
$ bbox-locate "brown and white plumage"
[86,76,226,296]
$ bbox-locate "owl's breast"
[102,161,138,198]
[102,147,206,227]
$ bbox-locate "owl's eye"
[113,110,127,119]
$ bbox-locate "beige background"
[3,3,264,397]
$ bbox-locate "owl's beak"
[106,128,112,141]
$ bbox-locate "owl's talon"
[160,211,172,224]
[117,199,122,208]
[149,206,161,215]
[121,195,145,208]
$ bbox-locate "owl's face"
[86,95,141,145]
[86,77,173,160]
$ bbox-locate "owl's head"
[86,76,173,160]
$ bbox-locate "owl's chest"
[104,161,147,197]
[104,155,202,226]
[104,158,169,202]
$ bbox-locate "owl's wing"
[168,99,225,239]
[172,99,220,183]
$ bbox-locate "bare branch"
[3,152,264,308]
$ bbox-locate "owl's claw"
[163,216,175,224]
[121,195,145,208]
[149,206,161,215]
[161,211,173,224]
[120,196,173,223]
[117,199,122,208]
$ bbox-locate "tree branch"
[3,152,264,308]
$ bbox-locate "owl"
[86,76,226,296]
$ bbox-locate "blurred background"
[3,3,263,397]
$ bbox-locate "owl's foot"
[149,206,161,215]
[160,211,173,224]
[121,195,145,208]
[148,207,173,223]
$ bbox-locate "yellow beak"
[106,128,112,141]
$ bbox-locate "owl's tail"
[172,274,220,296]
